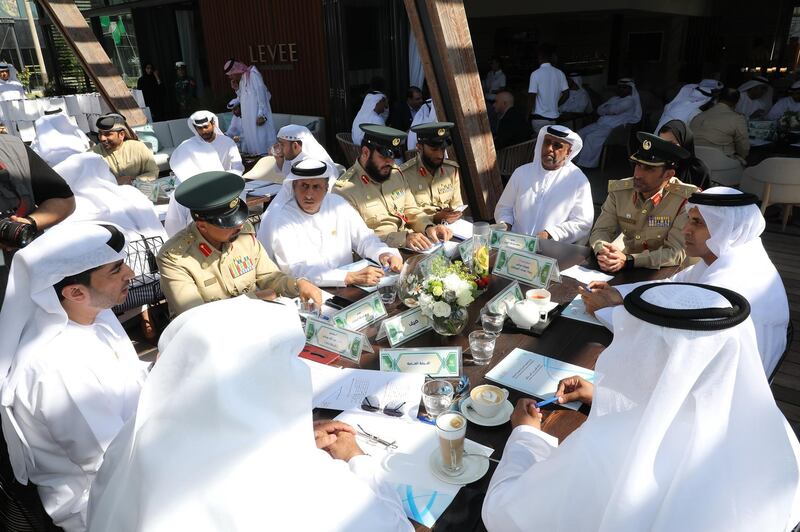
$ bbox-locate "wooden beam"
[404,0,503,221]
[38,0,146,126]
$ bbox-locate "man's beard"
[421,151,443,171]
[364,157,393,182]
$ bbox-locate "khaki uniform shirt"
[92,139,158,182]
[690,103,750,160]
[157,221,298,316]
[400,155,464,216]
[589,176,698,269]
[333,160,432,248]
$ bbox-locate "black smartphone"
[324,295,352,309]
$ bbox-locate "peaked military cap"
[630,132,690,167]
[175,171,249,228]
[360,124,407,158]
[411,121,454,147]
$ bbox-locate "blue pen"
[535,396,560,408]
[582,285,592,293]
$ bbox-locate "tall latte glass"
[436,412,467,475]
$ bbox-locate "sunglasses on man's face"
[361,395,406,417]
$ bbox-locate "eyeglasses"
[360,395,406,417]
[356,424,398,450]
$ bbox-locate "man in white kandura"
[766,80,800,121]
[351,92,388,145]
[273,124,336,177]
[0,222,149,532]
[181,110,243,174]
[558,73,592,115]
[735,76,771,119]
[30,109,91,166]
[87,297,413,532]
[482,283,800,532]
[581,187,790,377]
[259,159,403,287]
[654,79,721,133]
[494,125,593,244]
[576,78,642,168]
[407,98,438,150]
[0,61,24,101]
[223,59,277,154]
[225,98,242,141]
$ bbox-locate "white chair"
[740,157,800,230]
[694,145,744,187]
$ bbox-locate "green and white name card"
[375,307,432,346]
[485,281,524,314]
[379,347,462,377]
[332,292,387,331]
[490,230,538,253]
[493,246,559,288]
[305,317,366,363]
[457,237,473,261]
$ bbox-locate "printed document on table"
[560,265,614,285]
[334,410,492,527]
[485,348,595,411]
[302,360,424,419]
[447,218,473,240]
[340,259,399,293]
[561,294,605,326]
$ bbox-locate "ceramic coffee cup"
[469,384,509,418]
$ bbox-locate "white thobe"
[3,315,147,532]
[735,94,767,119]
[596,238,789,375]
[766,97,800,121]
[576,95,639,168]
[264,194,398,286]
[0,79,24,101]
[225,115,242,138]
[482,426,559,532]
[237,66,276,155]
[209,133,244,175]
[559,88,591,114]
[494,161,594,243]
[528,63,568,119]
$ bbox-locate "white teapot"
[506,299,540,329]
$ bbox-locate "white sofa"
[134,113,326,173]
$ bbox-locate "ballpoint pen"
[534,396,560,408]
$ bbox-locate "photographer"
[0,134,75,309]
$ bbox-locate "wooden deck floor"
[764,230,800,437]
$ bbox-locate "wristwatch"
[624,255,635,270]
[22,215,38,233]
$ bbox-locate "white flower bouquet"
[417,256,479,335]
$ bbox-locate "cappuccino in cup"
[436,412,467,475]
[469,384,509,418]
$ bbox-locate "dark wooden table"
[314,239,677,531]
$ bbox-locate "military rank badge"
[229,255,255,278]
[647,216,671,228]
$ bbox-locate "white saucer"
[428,447,490,485]
[459,397,513,427]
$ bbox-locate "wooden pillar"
[38,0,146,126]
[404,0,503,221]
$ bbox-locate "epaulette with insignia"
[161,230,193,257]
[398,158,416,173]
[442,159,460,168]
[665,181,699,199]
[334,167,357,188]
[608,177,634,192]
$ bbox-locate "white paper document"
[303,360,425,419]
[447,218,473,240]
[561,294,605,326]
[340,260,399,293]
[485,348,595,411]
[560,265,614,285]
[334,410,493,525]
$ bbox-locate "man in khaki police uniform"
[157,170,321,316]
[589,132,698,272]
[401,121,464,224]
[334,124,452,251]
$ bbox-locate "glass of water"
[469,330,497,366]
[480,307,505,336]
[422,380,454,417]
[378,283,397,305]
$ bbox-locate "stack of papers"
[486,348,595,411]
[334,410,493,527]
[561,295,604,326]
[560,265,613,285]
[447,219,474,240]
[340,260,399,292]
